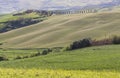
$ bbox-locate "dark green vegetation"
[0,45,120,71]
[0,48,54,60]
[0,10,50,33]
[112,36,120,44]
[0,56,8,61]
[68,38,92,50]
[67,36,120,50]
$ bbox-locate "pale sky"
[0,0,113,13]
[18,0,113,8]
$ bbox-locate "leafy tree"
[0,56,8,61]
[112,36,120,44]
[42,50,49,55]
[69,38,92,50]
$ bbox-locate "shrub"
[41,48,53,55]
[62,47,70,51]
[30,54,36,57]
[0,43,3,45]
[42,50,49,55]
[23,56,29,59]
[51,47,62,52]
[34,52,41,56]
[0,56,8,61]
[112,36,120,44]
[70,41,80,50]
[80,38,91,48]
[69,38,92,50]
[92,39,112,46]
[47,48,52,52]
[15,56,22,60]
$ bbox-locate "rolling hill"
[0,1,120,78]
[0,12,120,48]
[0,45,120,78]
[0,45,120,70]
[0,11,49,33]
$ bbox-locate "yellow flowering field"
[0,68,120,78]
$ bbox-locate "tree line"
[66,35,120,50]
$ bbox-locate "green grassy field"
[0,45,120,78]
[0,13,40,23]
[0,49,40,60]
[0,12,120,48]
[0,45,120,70]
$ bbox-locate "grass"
[0,12,120,48]
[0,13,40,23]
[0,45,120,70]
[0,49,40,60]
[0,45,120,78]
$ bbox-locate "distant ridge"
[1,0,120,14]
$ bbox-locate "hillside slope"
[0,45,120,78]
[0,12,120,48]
[0,12,48,33]
[0,45,120,70]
